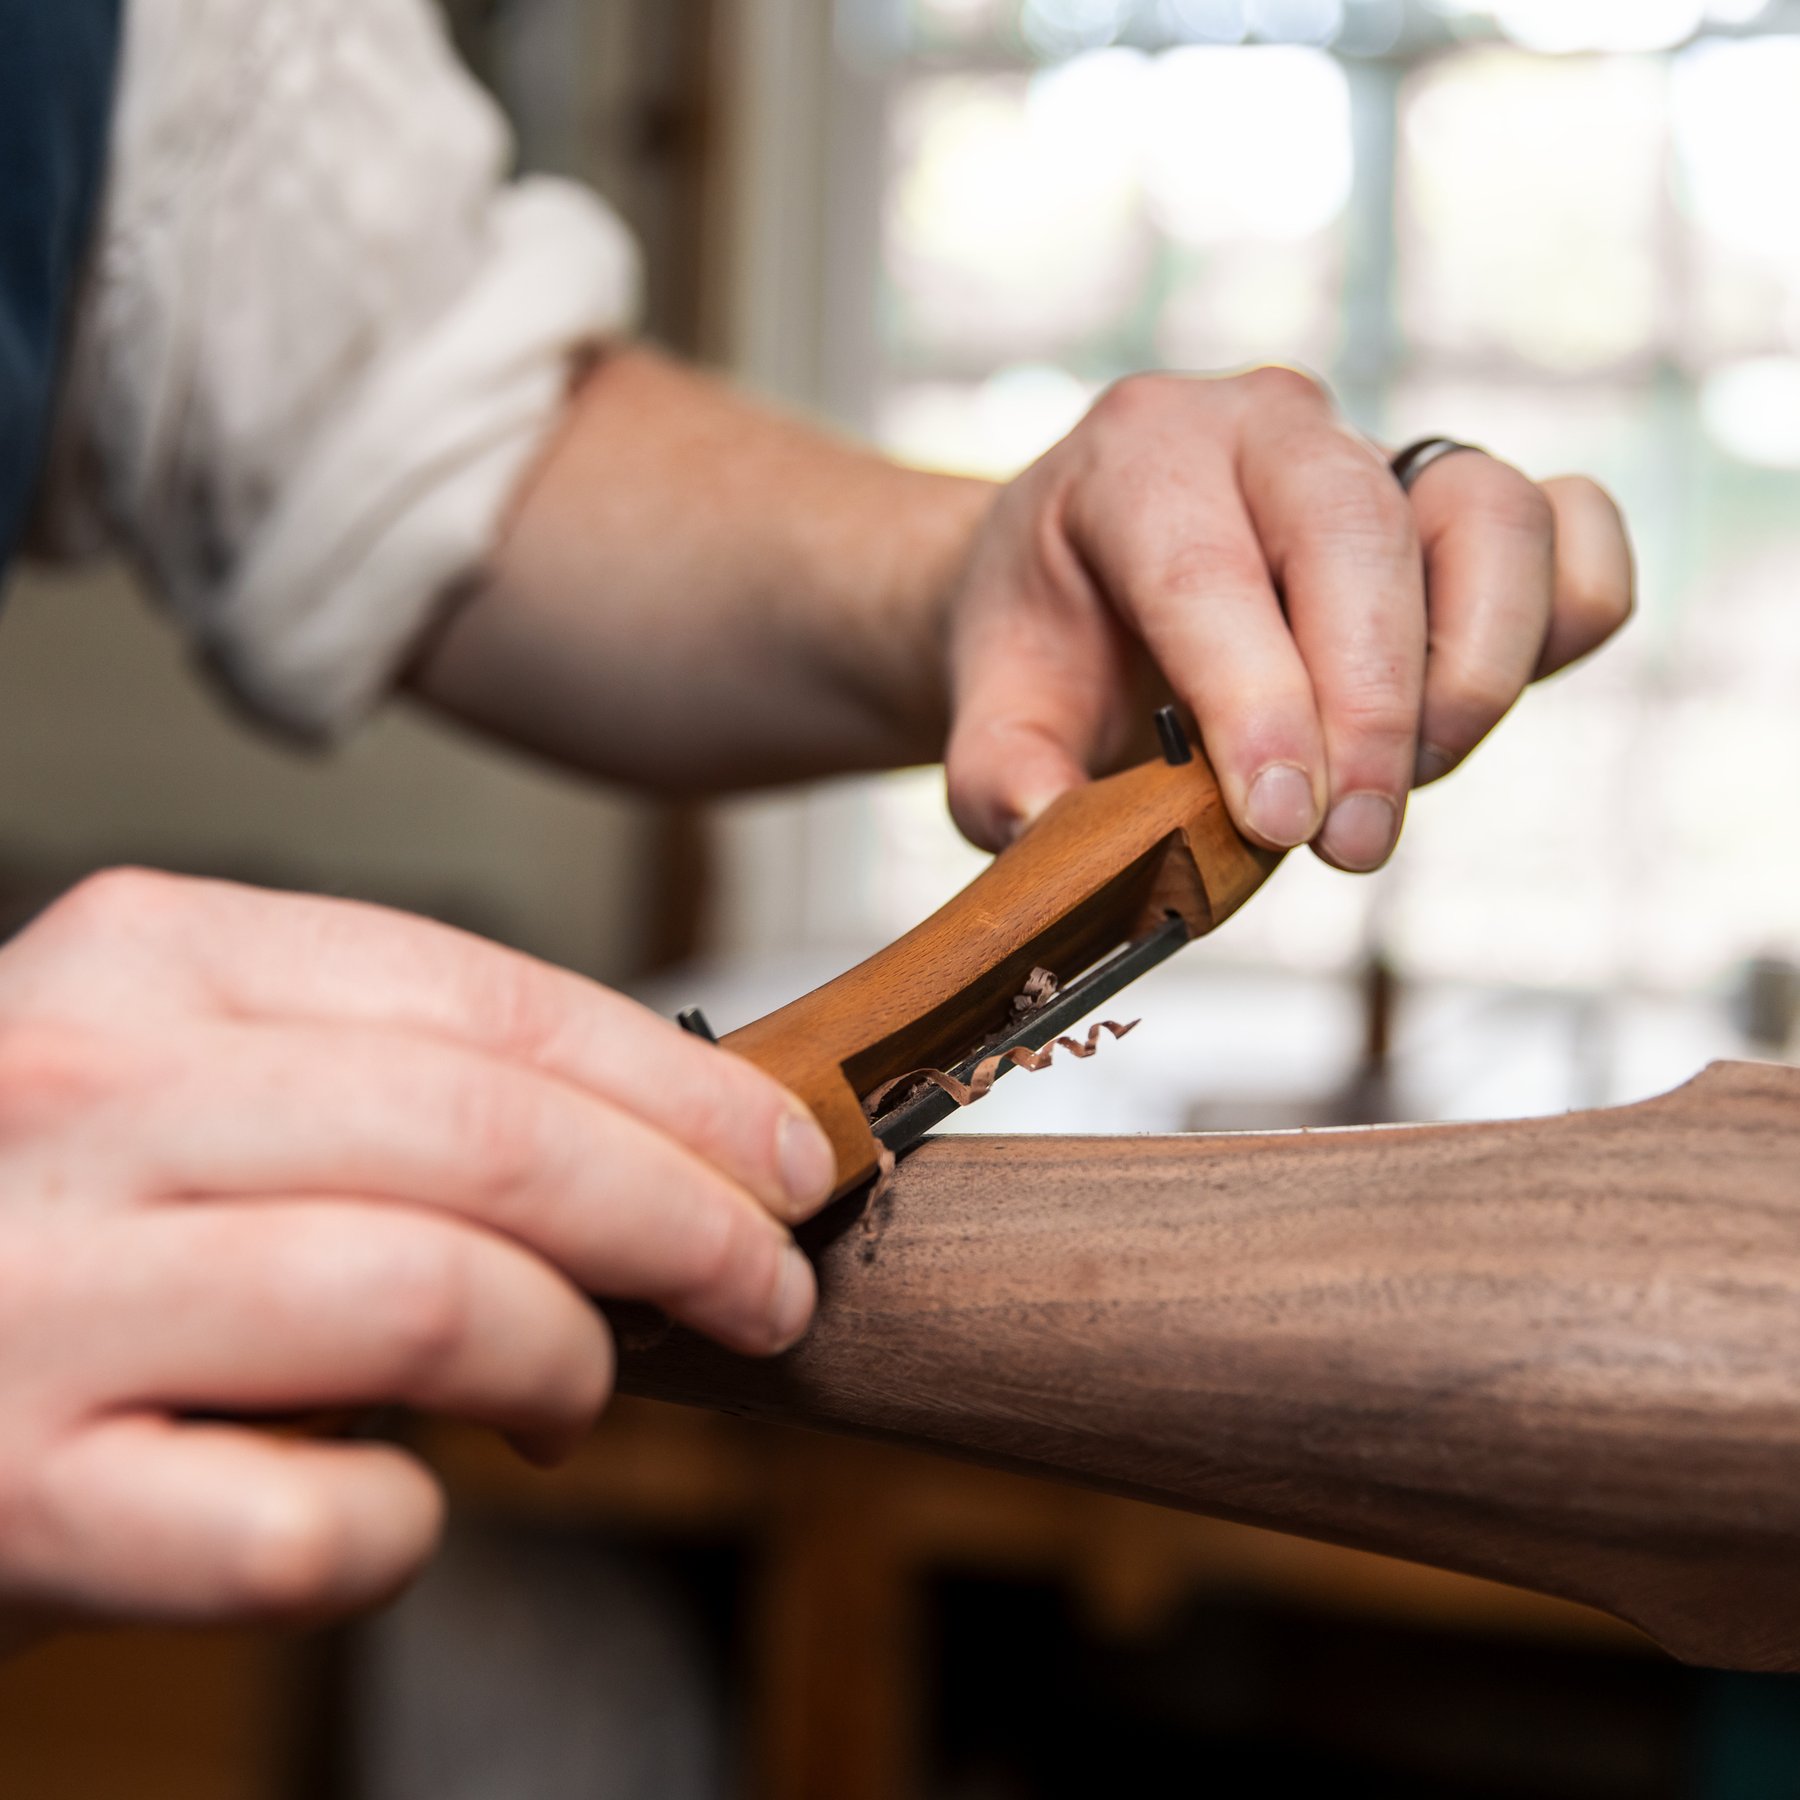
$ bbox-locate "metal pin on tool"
[677,1006,719,1044]
[1154,704,1192,766]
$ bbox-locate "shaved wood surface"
[618,1061,1800,1671]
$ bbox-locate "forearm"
[409,346,996,791]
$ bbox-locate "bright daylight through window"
[814,0,1800,1062]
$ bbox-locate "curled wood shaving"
[856,964,1139,1218]
[861,1018,1141,1120]
[861,1141,900,1254]
[859,1019,1137,1218]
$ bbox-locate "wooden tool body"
[723,745,1280,1200]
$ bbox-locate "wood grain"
[724,744,1278,1198]
[618,1060,1800,1671]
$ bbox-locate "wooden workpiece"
[619,1060,1800,1673]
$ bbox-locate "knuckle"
[1087,371,1186,437]
[1328,500,1418,569]
[672,1195,744,1303]
[1136,539,1242,606]
[701,1060,790,1163]
[459,955,563,1067]
[1330,684,1420,752]
[1274,444,1418,561]
[0,1019,137,1140]
[1315,457,1416,541]
[45,867,184,942]
[1365,465,1420,538]
[1430,660,1518,734]
[681,1099,766,1197]
[1087,376,1148,439]
[448,1073,552,1214]
[364,1229,477,1382]
[665,1191,772,1313]
[1238,362,1330,411]
[1473,475,1556,540]
[656,1045,799,1205]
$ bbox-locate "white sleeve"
[33,0,642,739]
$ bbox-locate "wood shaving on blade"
[861,1141,900,1244]
[857,965,1135,1218]
[862,1018,1140,1122]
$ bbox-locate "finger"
[1239,407,1426,871]
[1063,440,1328,855]
[53,1204,613,1457]
[945,488,1139,848]
[1537,475,1635,678]
[1404,450,1558,786]
[110,1022,816,1357]
[22,871,837,1225]
[21,1416,442,1624]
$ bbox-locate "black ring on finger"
[1390,437,1486,495]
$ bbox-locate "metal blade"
[868,912,1190,1157]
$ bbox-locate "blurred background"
[3,0,1800,1796]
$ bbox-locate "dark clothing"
[0,0,121,567]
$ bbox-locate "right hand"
[0,869,836,1636]
[943,369,1633,864]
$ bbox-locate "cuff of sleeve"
[204,174,640,741]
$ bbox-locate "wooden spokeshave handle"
[723,725,1281,1200]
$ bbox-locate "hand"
[0,870,835,1634]
[944,368,1634,865]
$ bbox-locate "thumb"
[944,606,1126,852]
[946,711,1089,852]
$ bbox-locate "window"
[704,0,1800,1122]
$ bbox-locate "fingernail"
[1415,744,1454,786]
[1003,793,1059,847]
[770,1245,816,1352]
[778,1110,837,1217]
[1245,763,1318,847]
[1321,792,1400,871]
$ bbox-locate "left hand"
[943,366,1634,866]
